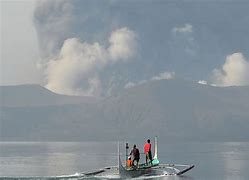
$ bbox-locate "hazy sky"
[1,0,43,85]
[1,0,249,96]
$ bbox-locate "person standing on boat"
[144,139,152,164]
[130,144,140,167]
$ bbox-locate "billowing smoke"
[125,71,175,89]
[211,53,249,86]
[170,23,199,58]
[172,23,193,34]
[33,0,74,58]
[45,28,137,96]
[151,72,175,81]
[34,1,237,96]
[198,80,207,85]
[33,0,139,96]
[108,28,137,61]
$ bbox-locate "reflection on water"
[0,141,249,179]
[220,142,249,179]
[0,141,117,177]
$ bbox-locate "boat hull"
[119,157,160,178]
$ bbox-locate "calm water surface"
[0,141,249,179]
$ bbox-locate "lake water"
[0,141,249,179]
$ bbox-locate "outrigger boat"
[118,137,160,178]
[77,137,194,178]
[118,137,194,178]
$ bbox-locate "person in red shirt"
[144,139,152,164]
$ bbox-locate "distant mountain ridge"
[1,79,249,141]
[0,84,98,107]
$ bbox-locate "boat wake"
[0,166,192,180]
